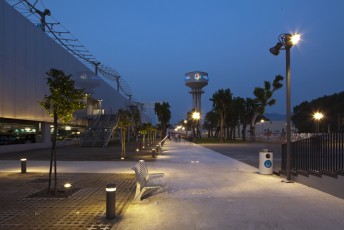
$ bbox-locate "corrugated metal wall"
[0,1,128,123]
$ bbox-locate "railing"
[80,114,117,147]
[282,133,344,176]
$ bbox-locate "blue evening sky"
[37,0,344,124]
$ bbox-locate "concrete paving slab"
[112,140,344,230]
[1,140,343,229]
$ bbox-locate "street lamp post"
[270,33,300,182]
[261,119,265,136]
[192,111,201,139]
[313,112,324,134]
[184,120,188,137]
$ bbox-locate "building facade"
[0,1,132,152]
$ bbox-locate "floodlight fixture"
[269,32,301,182]
[269,33,301,56]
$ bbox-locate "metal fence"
[282,133,344,175]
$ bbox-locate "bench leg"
[132,187,147,203]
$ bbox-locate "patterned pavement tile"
[0,173,136,230]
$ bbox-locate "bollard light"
[20,158,27,173]
[106,183,116,219]
[152,148,156,158]
[64,183,72,189]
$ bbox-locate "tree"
[40,69,85,194]
[227,97,246,140]
[139,122,151,148]
[117,109,132,159]
[129,105,141,139]
[250,75,283,141]
[154,102,171,138]
[204,110,218,138]
[210,88,232,142]
[292,91,344,132]
[242,98,258,142]
[186,109,202,139]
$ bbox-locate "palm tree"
[154,102,171,138]
[210,88,232,142]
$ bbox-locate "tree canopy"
[210,88,232,141]
[40,68,85,194]
[40,69,86,124]
[292,91,344,133]
[154,102,171,138]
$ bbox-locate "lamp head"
[284,34,294,48]
[269,42,283,56]
[284,33,301,48]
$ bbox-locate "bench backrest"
[132,160,148,188]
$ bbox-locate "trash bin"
[259,149,273,174]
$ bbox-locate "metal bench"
[131,160,165,202]
[157,135,169,154]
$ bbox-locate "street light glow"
[192,111,201,120]
[313,112,324,120]
[270,32,301,182]
[291,33,301,45]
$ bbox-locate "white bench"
[157,135,169,154]
[131,160,165,202]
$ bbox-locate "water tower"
[185,71,209,113]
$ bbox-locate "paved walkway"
[1,140,344,229]
[112,140,344,230]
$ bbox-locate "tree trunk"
[219,114,225,142]
[215,126,220,138]
[48,112,58,194]
[232,125,236,140]
[250,113,258,142]
[242,123,247,142]
[142,134,146,147]
[121,129,126,158]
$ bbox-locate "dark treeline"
[292,91,344,133]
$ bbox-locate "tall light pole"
[192,111,201,139]
[261,119,265,136]
[270,33,300,182]
[184,120,188,137]
[313,112,324,134]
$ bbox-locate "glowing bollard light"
[106,183,116,219]
[64,183,72,189]
[20,158,27,173]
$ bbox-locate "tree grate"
[0,173,136,230]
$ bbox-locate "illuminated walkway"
[113,140,344,230]
[1,140,344,229]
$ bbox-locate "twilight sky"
[25,0,344,123]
